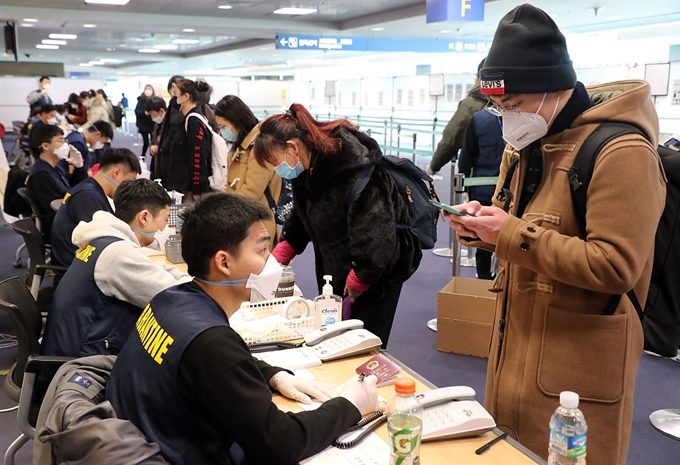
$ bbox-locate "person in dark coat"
[254,103,422,346]
[166,79,213,198]
[135,85,156,159]
[157,76,185,188]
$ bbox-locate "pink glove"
[345,269,370,292]
[272,240,296,266]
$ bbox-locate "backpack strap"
[568,121,647,321]
[184,112,210,133]
[347,164,376,205]
[496,156,519,212]
[264,187,276,210]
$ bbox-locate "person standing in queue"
[444,4,666,464]
[214,95,281,249]
[167,79,213,200]
[254,104,422,347]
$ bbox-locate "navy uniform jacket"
[51,177,113,267]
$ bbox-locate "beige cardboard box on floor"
[437,277,496,358]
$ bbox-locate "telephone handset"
[302,319,382,361]
[419,386,496,441]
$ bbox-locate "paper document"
[253,347,322,371]
[300,431,389,464]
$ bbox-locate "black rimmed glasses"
[484,95,533,117]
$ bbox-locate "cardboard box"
[437,277,496,358]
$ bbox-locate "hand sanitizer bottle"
[314,275,342,328]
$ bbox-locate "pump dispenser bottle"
[313,275,342,328]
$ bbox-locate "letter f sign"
[461,0,471,17]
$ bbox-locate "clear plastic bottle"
[313,275,342,328]
[548,391,588,465]
[275,265,296,298]
[387,378,423,465]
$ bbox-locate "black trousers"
[349,280,404,349]
[476,248,493,280]
[139,131,151,158]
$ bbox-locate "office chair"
[0,277,70,465]
[11,218,66,310]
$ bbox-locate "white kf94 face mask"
[501,93,560,151]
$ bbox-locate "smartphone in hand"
[429,200,472,216]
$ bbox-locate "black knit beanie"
[480,3,576,96]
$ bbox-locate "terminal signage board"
[426,0,485,23]
[276,35,492,53]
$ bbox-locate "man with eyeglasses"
[443,4,665,465]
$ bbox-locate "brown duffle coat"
[462,80,666,464]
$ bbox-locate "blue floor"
[0,132,678,463]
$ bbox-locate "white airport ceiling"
[1,0,679,77]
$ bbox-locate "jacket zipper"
[105,340,109,349]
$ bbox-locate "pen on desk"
[475,432,508,455]
[358,373,365,382]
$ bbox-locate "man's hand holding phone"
[437,200,509,245]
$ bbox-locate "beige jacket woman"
[82,94,111,130]
[223,125,282,248]
[460,80,666,465]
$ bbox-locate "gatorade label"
[549,429,587,458]
[390,428,421,465]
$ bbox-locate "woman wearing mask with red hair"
[253,104,421,346]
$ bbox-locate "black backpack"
[348,155,440,249]
[568,122,680,357]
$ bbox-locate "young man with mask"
[26,76,53,116]
[51,148,141,269]
[27,104,58,157]
[66,119,113,169]
[41,179,190,359]
[107,193,383,465]
[145,96,167,179]
[445,5,666,464]
[26,124,87,241]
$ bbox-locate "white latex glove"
[68,145,84,168]
[269,371,338,405]
[339,375,384,416]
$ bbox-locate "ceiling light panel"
[36,45,59,49]
[172,39,200,45]
[49,34,77,40]
[84,0,130,5]
[273,7,317,15]
[138,48,161,53]
[42,39,67,45]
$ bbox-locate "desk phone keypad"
[423,402,467,430]
[309,336,352,357]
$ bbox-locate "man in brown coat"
[445,4,666,464]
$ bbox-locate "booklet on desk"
[355,353,401,387]
[253,347,322,371]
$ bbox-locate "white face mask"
[247,254,284,302]
[47,117,58,125]
[54,142,70,160]
[144,89,153,97]
[94,141,105,150]
[83,99,92,108]
[152,114,164,124]
[501,93,560,151]
[42,83,51,91]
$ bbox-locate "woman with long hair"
[135,84,155,158]
[254,103,422,345]
[167,79,213,198]
[214,95,281,248]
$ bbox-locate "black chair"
[11,217,66,310]
[0,277,70,465]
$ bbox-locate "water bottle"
[548,391,588,465]
[387,378,422,465]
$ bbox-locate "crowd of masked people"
[5,4,669,462]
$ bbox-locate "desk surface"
[275,351,546,465]
[149,254,545,464]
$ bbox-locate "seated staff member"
[25,124,87,242]
[66,120,113,170]
[41,179,191,358]
[214,95,281,248]
[51,148,141,269]
[27,104,58,157]
[107,193,382,465]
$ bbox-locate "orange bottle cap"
[395,378,416,395]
